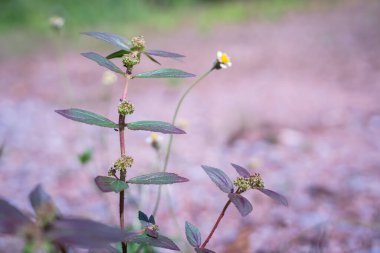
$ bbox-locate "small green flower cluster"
[118,100,135,116]
[234,173,265,192]
[108,155,134,175]
[122,36,145,69]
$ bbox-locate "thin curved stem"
[119,76,130,253]
[152,67,214,216]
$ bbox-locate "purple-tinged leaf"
[138,211,149,224]
[231,163,250,178]
[228,193,253,217]
[128,172,189,185]
[56,109,118,128]
[146,228,159,239]
[81,32,131,51]
[195,248,216,253]
[185,221,201,248]
[148,215,155,225]
[0,199,33,235]
[144,50,185,59]
[143,52,161,65]
[94,176,129,193]
[127,121,185,134]
[46,218,134,249]
[257,189,289,206]
[29,184,59,221]
[106,49,129,59]
[81,52,125,75]
[129,234,180,251]
[133,68,195,78]
[201,165,234,194]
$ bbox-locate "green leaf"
[129,234,180,251]
[106,49,130,59]
[55,108,118,128]
[81,32,131,51]
[143,52,161,65]
[185,221,201,248]
[128,172,189,185]
[127,121,185,134]
[81,52,125,75]
[78,148,93,165]
[134,68,195,78]
[95,176,129,193]
[144,50,185,59]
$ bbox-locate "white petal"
[217,51,222,58]
[220,64,227,69]
[227,62,232,67]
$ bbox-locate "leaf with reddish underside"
[195,248,216,253]
[257,189,289,206]
[129,234,180,251]
[46,218,136,249]
[127,121,185,134]
[144,50,185,59]
[0,199,33,235]
[81,52,124,75]
[128,172,189,185]
[55,109,118,128]
[81,32,131,51]
[228,193,253,217]
[231,163,250,178]
[29,184,59,222]
[201,165,234,194]
[133,68,195,78]
[185,221,201,248]
[94,176,129,193]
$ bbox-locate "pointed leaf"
[231,163,250,178]
[29,184,59,221]
[138,211,149,223]
[185,221,201,248]
[46,218,134,249]
[143,52,161,65]
[257,188,288,206]
[228,193,253,217]
[106,49,130,59]
[127,121,185,134]
[148,215,156,225]
[0,199,33,235]
[129,234,180,251]
[95,176,129,193]
[81,32,130,51]
[81,52,125,75]
[128,172,189,185]
[134,68,195,78]
[56,108,118,128]
[201,165,234,193]
[144,50,185,59]
[195,248,216,253]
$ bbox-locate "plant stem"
[152,67,214,216]
[200,199,232,249]
[119,75,129,253]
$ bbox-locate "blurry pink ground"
[1,1,380,252]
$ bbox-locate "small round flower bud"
[108,167,116,176]
[114,155,134,172]
[249,173,265,189]
[233,177,251,192]
[131,35,146,51]
[118,100,135,116]
[122,51,140,68]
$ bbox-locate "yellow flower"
[102,70,117,85]
[216,51,232,69]
[49,16,65,30]
[145,133,163,150]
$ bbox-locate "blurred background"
[1,0,380,252]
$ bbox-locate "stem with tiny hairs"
[119,72,130,253]
[152,67,215,216]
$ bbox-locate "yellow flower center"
[150,133,158,142]
[220,53,230,64]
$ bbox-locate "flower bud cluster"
[118,100,135,116]
[122,51,140,69]
[111,155,134,173]
[233,173,265,192]
[131,36,146,51]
